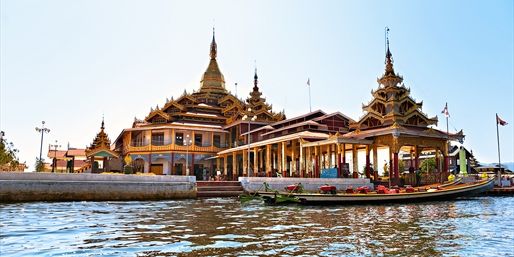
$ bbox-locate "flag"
[307,78,310,87]
[441,103,449,118]
[496,114,508,126]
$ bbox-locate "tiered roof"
[139,30,284,128]
[86,119,119,158]
[350,40,437,131]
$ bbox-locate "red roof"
[66,149,86,157]
[47,150,67,159]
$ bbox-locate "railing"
[126,143,229,153]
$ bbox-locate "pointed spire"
[384,27,395,76]
[253,66,259,91]
[210,27,217,59]
[101,115,105,130]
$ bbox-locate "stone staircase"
[196,181,244,197]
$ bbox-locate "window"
[175,133,184,145]
[195,134,202,146]
[152,133,164,146]
[131,131,145,146]
[213,135,221,148]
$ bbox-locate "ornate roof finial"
[210,27,217,59]
[384,26,395,76]
[253,63,259,91]
[101,114,105,130]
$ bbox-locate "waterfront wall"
[238,177,374,192]
[0,172,196,202]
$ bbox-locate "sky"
[0,0,513,170]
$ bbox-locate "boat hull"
[258,178,495,205]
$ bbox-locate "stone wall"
[0,172,196,202]
[238,177,374,193]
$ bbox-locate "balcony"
[126,142,229,153]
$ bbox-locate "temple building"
[109,30,463,185]
[113,30,284,179]
[85,119,120,173]
[340,39,464,183]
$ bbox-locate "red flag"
[441,103,449,118]
[496,114,508,126]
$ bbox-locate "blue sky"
[1,0,513,170]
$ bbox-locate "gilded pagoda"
[113,30,284,178]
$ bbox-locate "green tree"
[0,136,20,169]
[420,157,436,173]
[35,158,45,172]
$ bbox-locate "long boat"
[257,177,495,205]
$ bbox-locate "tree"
[35,158,45,172]
[420,157,436,173]
[0,136,20,169]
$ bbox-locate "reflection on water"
[1,197,513,256]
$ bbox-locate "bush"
[123,165,133,174]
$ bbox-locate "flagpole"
[308,79,311,112]
[496,113,502,184]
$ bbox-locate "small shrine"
[85,119,119,173]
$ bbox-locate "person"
[383,160,389,177]
[216,170,222,181]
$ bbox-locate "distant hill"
[479,162,514,171]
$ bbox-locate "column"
[299,141,304,178]
[352,145,358,178]
[435,149,440,172]
[253,147,258,177]
[266,144,271,177]
[337,144,342,178]
[289,139,296,177]
[373,144,378,179]
[243,149,248,176]
[216,157,220,172]
[281,142,286,177]
[223,155,228,177]
[415,146,420,170]
[365,145,371,179]
[342,144,347,177]
[393,152,399,180]
[232,152,236,180]
[171,153,175,175]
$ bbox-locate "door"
[151,164,163,175]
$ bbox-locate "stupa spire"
[253,66,259,91]
[210,27,217,60]
[384,27,395,76]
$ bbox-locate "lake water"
[1,196,513,256]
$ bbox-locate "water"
[1,197,513,257]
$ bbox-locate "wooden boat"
[257,177,495,205]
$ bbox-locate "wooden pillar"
[373,144,378,180]
[223,155,228,177]
[299,141,304,178]
[266,144,271,177]
[365,145,371,179]
[312,146,320,178]
[291,140,296,177]
[415,146,420,170]
[243,149,248,176]
[232,152,236,180]
[306,146,311,177]
[373,144,378,172]
[253,147,258,177]
[337,144,342,178]
[435,149,440,172]
[216,157,220,173]
[352,145,358,178]
[281,142,286,177]
[393,152,399,179]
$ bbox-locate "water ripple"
[1,197,514,256]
